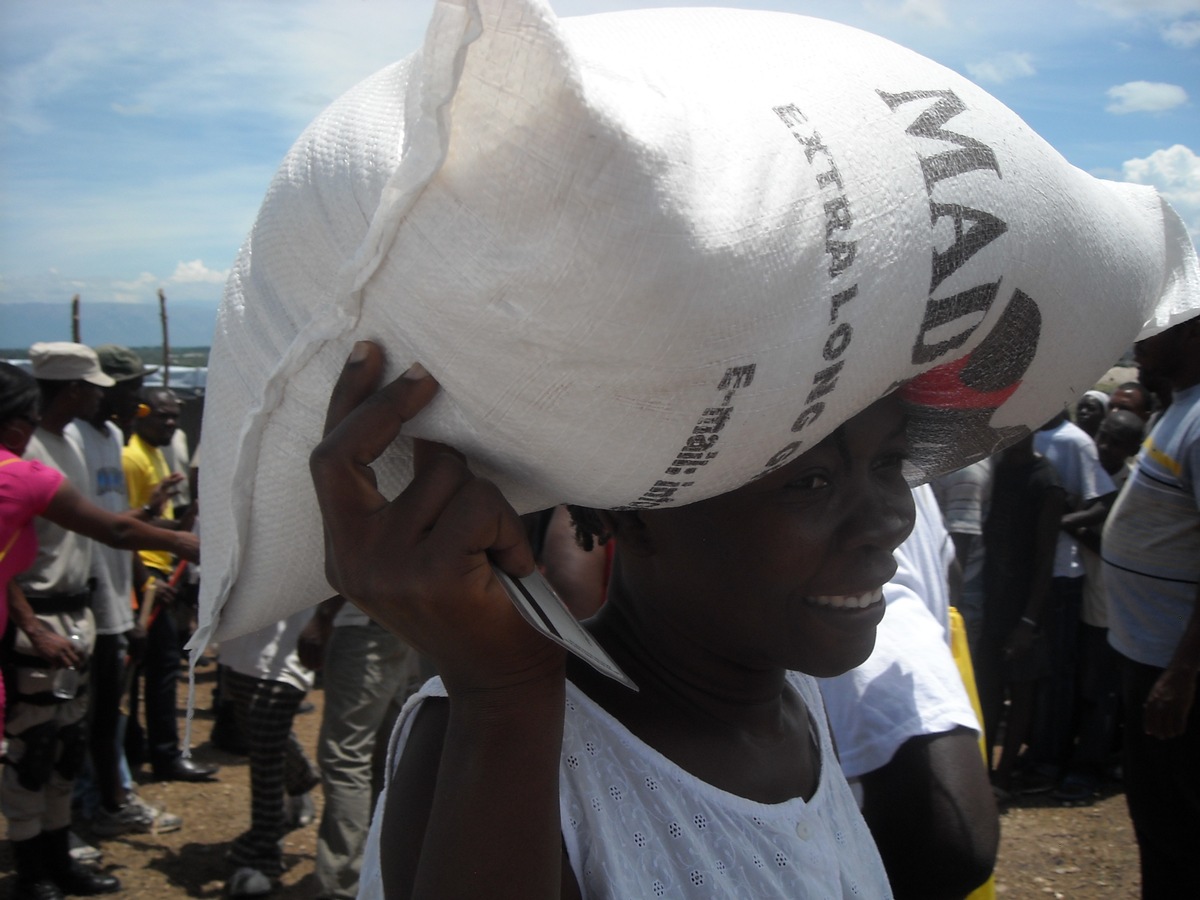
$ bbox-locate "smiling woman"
[312,345,907,898]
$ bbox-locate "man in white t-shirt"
[73,344,183,836]
[1102,317,1200,897]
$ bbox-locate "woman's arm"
[381,685,576,899]
[41,479,199,563]
[311,341,570,899]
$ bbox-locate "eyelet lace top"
[360,671,891,899]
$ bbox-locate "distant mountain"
[0,301,218,351]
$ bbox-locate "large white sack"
[195,0,1199,648]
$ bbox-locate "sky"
[1,0,1198,342]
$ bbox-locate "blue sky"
[2,0,1197,337]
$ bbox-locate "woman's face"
[625,394,916,678]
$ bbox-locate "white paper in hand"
[492,565,638,692]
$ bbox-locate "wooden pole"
[71,294,81,342]
[158,287,170,387]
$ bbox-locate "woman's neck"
[586,591,792,735]
[571,596,819,803]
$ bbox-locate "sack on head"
[195,0,1199,646]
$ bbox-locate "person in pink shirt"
[0,362,70,737]
[0,355,199,900]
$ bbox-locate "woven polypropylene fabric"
[195,0,1199,648]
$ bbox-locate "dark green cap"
[95,344,158,382]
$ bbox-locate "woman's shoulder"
[0,452,63,507]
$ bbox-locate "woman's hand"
[310,341,565,695]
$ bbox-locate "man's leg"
[144,592,183,774]
[225,669,306,879]
[1028,576,1083,777]
[142,591,217,782]
[1055,624,1119,802]
[3,683,117,896]
[1120,655,1200,899]
[316,623,419,899]
[88,633,128,811]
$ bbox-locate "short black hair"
[139,386,177,409]
[0,362,39,425]
[1114,380,1158,416]
[565,505,612,552]
[1103,408,1145,446]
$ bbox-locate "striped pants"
[223,668,317,875]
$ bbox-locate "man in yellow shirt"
[122,387,217,783]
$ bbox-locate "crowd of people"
[1,319,1197,900]
[0,309,1195,900]
[0,342,430,900]
[931,325,1200,898]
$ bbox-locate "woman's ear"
[601,509,654,557]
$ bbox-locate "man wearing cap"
[7,342,122,897]
[1102,316,1200,897]
[71,345,185,833]
[122,386,217,783]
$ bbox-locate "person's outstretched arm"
[310,341,572,900]
[41,479,199,563]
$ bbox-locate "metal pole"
[158,287,170,387]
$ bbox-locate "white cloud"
[111,102,155,117]
[893,0,951,27]
[966,51,1036,84]
[170,260,228,285]
[112,273,158,290]
[1,0,431,142]
[1122,144,1200,242]
[1163,19,1200,45]
[111,271,159,303]
[1084,0,1200,17]
[1106,81,1189,114]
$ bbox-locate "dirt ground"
[1,661,1142,899]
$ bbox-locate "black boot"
[42,827,121,895]
[10,834,66,900]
